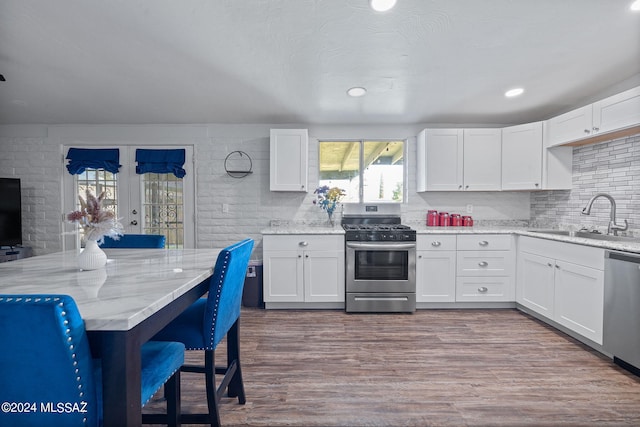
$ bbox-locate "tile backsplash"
[531,133,640,235]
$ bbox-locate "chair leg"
[226,320,246,404]
[204,350,222,427]
[166,370,181,427]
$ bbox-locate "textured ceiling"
[0,0,639,125]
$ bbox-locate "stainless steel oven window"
[354,249,408,281]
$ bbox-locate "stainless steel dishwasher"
[604,250,640,375]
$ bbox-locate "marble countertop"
[261,223,640,254]
[0,248,221,330]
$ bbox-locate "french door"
[63,145,195,249]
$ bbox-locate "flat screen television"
[0,178,22,247]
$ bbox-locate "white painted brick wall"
[0,135,64,253]
[3,125,638,255]
[531,134,640,235]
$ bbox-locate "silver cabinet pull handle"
[478,287,488,293]
[547,263,553,267]
[555,264,560,269]
[431,241,441,247]
[584,129,591,134]
[299,241,308,247]
[479,240,489,246]
[478,261,488,267]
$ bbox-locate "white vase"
[77,239,107,271]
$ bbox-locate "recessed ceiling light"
[505,88,524,98]
[347,87,367,97]
[369,0,397,12]
[631,0,640,11]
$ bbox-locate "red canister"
[438,212,450,227]
[462,216,473,227]
[427,210,438,226]
[451,214,462,227]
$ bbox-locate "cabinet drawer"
[457,234,512,251]
[456,276,513,302]
[263,234,344,252]
[456,251,513,276]
[417,234,457,251]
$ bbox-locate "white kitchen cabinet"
[416,235,456,302]
[269,128,309,192]
[263,234,344,305]
[417,128,464,191]
[516,236,604,344]
[546,85,640,147]
[501,122,543,190]
[546,105,593,147]
[462,128,502,191]
[455,234,514,302]
[554,259,604,344]
[592,86,640,135]
[263,249,303,302]
[416,128,500,192]
[517,251,555,318]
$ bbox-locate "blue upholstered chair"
[0,294,184,427]
[152,238,255,426]
[99,234,166,248]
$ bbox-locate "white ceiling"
[1,0,639,126]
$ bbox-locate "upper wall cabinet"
[501,122,543,190]
[546,105,593,147]
[593,86,640,135]
[417,129,463,191]
[547,86,640,147]
[270,129,309,192]
[416,128,501,192]
[463,128,502,191]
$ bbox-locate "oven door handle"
[346,242,416,250]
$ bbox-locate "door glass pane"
[142,173,183,249]
[76,169,118,243]
[318,141,360,203]
[362,140,404,203]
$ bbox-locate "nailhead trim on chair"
[208,252,229,349]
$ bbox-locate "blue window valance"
[66,148,121,175]
[135,149,186,178]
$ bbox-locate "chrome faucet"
[581,193,628,236]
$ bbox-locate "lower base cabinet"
[263,234,345,304]
[517,236,604,344]
[416,235,456,302]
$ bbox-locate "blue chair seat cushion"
[153,298,208,350]
[140,341,185,405]
[93,340,184,412]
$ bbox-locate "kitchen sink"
[529,230,640,243]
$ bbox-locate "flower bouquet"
[313,186,346,225]
[66,190,124,270]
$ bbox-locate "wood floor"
[144,308,640,427]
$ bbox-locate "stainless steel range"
[343,214,416,313]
